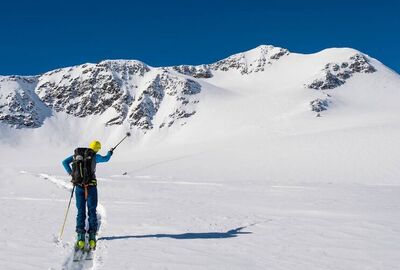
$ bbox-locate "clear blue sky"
[1,0,399,75]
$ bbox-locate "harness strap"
[84,184,89,200]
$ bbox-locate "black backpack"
[71,148,97,185]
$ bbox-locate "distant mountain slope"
[0,45,397,131]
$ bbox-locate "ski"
[85,249,94,261]
[72,248,94,262]
[72,248,84,262]
[84,233,95,261]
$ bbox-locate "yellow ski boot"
[89,232,97,250]
[76,233,85,250]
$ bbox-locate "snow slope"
[0,45,400,270]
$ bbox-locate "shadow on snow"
[98,226,252,241]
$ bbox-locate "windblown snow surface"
[1,47,400,270]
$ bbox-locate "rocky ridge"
[0,46,378,128]
[1,60,202,129]
[306,53,376,90]
[172,45,289,78]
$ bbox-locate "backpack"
[71,148,97,185]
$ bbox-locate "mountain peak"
[98,59,149,69]
[238,44,289,57]
[209,45,290,74]
[171,45,290,78]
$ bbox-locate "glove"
[109,148,114,155]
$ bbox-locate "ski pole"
[59,185,75,241]
[111,132,131,152]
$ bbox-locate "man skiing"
[62,140,113,250]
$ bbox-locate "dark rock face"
[310,98,330,112]
[36,60,147,124]
[308,71,347,90]
[172,65,212,78]
[0,76,45,128]
[129,73,166,129]
[348,54,377,73]
[129,72,201,130]
[98,60,150,76]
[129,94,157,129]
[306,53,376,90]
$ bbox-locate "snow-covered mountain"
[1,45,400,270]
[1,45,393,132]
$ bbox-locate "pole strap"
[84,184,88,200]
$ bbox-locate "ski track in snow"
[0,196,68,202]
[19,171,107,270]
[270,185,317,190]
[38,173,74,191]
[20,171,73,191]
[141,180,223,186]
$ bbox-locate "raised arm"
[95,151,113,163]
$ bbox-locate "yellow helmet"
[89,140,101,153]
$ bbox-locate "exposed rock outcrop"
[306,54,376,90]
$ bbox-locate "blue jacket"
[62,151,113,175]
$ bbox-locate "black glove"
[109,148,114,155]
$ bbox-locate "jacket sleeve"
[62,155,73,175]
[95,151,113,163]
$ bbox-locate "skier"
[62,140,113,250]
